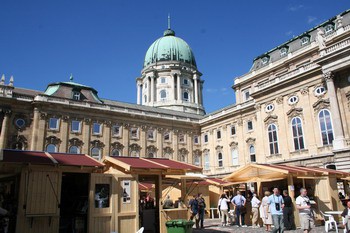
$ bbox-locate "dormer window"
[280,47,288,57]
[72,90,81,100]
[324,24,334,34]
[261,56,269,65]
[300,36,310,46]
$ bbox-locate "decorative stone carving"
[163,146,174,155]
[193,149,202,156]
[346,91,350,109]
[62,115,70,122]
[11,135,28,150]
[300,87,309,95]
[229,141,238,149]
[202,148,210,153]
[245,137,256,144]
[312,98,330,112]
[84,118,92,124]
[336,15,343,28]
[129,143,141,153]
[146,145,158,154]
[276,96,283,104]
[286,108,303,120]
[68,138,84,147]
[215,145,223,151]
[323,71,334,82]
[46,136,61,145]
[90,140,105,148]
[40,112,48,120]
[263,114,278,126]
[111,141,124,150]
[254,103,261,111]
[316,28,326,50]
[237,119,243,126]
[103,120,112,127]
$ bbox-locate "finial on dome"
[0,74,4,85]
[164,14,175,37]
[9,75,14,86]
[69,73,74,81]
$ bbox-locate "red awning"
[1,150,104,167]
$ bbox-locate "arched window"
[164,153,171,159]
[204,152,210,170]
[194,155,201,167]
[111,149,120,156]
[46,144,57,153]
[183,92,189,101]
[130,150,139,157]
[148,153,154,158]
[291,117,305,150]
[91,147,101,160]
[268,124,279,155]
[160,90,166,99]
[318,109,334,145]
[69,146,80,154]
[218,153,223,167]
[231,149,238,166]
[249,145,256,162]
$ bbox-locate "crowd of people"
[216,187,315,233]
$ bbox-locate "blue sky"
[0,1,349,113]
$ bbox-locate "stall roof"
[0,150,104,167]
[104,156,202,174]
[223,163,350,183]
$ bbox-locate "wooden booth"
[0,149,104,233]
[103,156,203,233]
[223,163,350,226]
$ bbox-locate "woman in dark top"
[283,190,295,230]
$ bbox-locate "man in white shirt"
[341,200,350,232]
[251,193,261,228]
[296,188,314,233]
[231,191,247,227]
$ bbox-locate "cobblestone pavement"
[192,219,334,233]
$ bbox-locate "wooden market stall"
[102,156,203,233]
[223,163,350,226]
[0,149,104,233]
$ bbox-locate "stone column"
[147,78,151,103]
[198,81,203,106]
[122,124,130,156]
[193,75,199,104]
[103,121,111,157]
[140,126,147,157]
[30,109,46,151]
[171,74,176,100]
[173,130,178,160]
[324,72,345,150]
[60,116,69,152]
[137,82,141,105]
[150,76,155,104]
[30,108,40,150]
[157,128,163,158]
[187,133,193,164]
[0,109,11,149]
[82,118,91,154]
[177,75,181,102]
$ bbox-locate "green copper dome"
[144,29,197,68]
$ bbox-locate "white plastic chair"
[342,217,348,233]
[320,211,338,232]
[136,227,144,233]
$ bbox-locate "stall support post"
[180,179,186,204]
[256,181,262,197]
[287,175,299,228]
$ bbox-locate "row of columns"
[136,73,203,106]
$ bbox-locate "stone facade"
[1,9,350,177]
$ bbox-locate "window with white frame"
[315,86,326,96]
[231,149,239,166]
[72,91,81,100]
[268,124,279,155]
[130,127,139,139]
[71,120,81,133]
[204,134,208,143]
[46,144,57,153]
[291,117,305,150]
[193,135,200,144]
[160,77,167,84]
[216,130,221,140]
[280,47,288,57]
[91,147,101,160]
[204,152,210,170]
[49,118,59,130]
[231,125,236,136]
[164,131,171,141]
[194,154,201,167]
[160,90,167,99]
[183,79,189,85]
[301,36,310,46]
[69,146,80,154]
[92,123,102,135]
[112,125,121,137]
[261,56,270,65]
[111,148,120,156]
[178,133,185,143]
[247,121,253,131]
[243,89,250,101]
[218,153,223,167]
[318,109,334,146]
[147,129,155,140]
[324,24,334,34]
[265,104,274,112]
[249,145,256,162]
[288,96,299,105]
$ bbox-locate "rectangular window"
[231,149,239,166]
[204,134,208,143]
[204,153,210,170]
[71,120,81,133]
[92,123,102,135]
[218,153,223,167]
[147,129,155,140]
[216,130,221,139]
[193,135,199,144]
[179,134,185,143]
[230,125,236,136]
[164,132,170,141]
[130,128,139,139]
[243,89,250,101]
[247,121,253,131]
[49,118,59,130]
[112,125,121,137]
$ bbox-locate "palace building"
[1,9,350,179]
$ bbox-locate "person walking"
[251,193,261,228]
[282,190,295,230]
[218,193,231,226]
[296,188,315,233]
[268,188,284,233]
[341,200,350,232]
[231,191,247,227]
[260,191,272,231]
[197,193,206,229]
[188,194,199,228]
